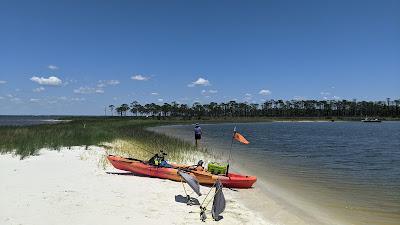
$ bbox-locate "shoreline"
[1,119,398,224]
[148,123,362,225]
[0,147,269,225]
[148,125,324,225]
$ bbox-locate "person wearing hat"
[194,123,202,147]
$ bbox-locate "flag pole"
[228,129,235,163]
[227,126,236,175]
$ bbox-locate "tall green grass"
[0,118,204,160]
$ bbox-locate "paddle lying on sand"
[178,170,202,205]
[177,170,226,222]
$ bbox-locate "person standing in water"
[194,123,202,147]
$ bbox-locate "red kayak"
[107,155,257,189]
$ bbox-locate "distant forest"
[107,99,400,119]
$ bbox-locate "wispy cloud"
[33,87,45,92]
[180,97,189,102]
[188,77,210,87]
[131,75,149,81]
[3,94,24,103]
[0,80,6,84]
[259,89,271,96]
[244,93,253,101]
[293,96,305,100]
[320,91,330,96]
[151,92,159,95]
[71,97,86,101]
[30,98,40,102]
[74,86,104,94]
[97,80,120,88]
[48,65,59,70]
[30,76,62,86]
[201,89,218,96]
[10,97,21,102]
[320,90,339,100]
[157,98,164,102]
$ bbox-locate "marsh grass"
[0,118,216,163]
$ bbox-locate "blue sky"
[0,0,399,115]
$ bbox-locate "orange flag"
[233,131,250,144]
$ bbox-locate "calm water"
[152,122,400,225]
[0,116,63,126]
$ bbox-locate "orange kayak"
[107,155,257,188]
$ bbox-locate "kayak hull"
[107,155,257,188]
[107,155,181,182]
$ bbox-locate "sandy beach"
[0,147,270,225]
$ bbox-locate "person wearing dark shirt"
[194,123,202,147]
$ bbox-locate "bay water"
[151,121,400,225]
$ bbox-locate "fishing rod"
[103,140,164,159]
[131,142,159,156]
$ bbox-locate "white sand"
[0,147,269,225]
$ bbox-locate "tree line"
[107,98,400,119]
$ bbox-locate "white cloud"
[30,98,40,102]
[10,97,21,102]
[157,98,164,102]
[30,76,62,86]
[333,96,341,100]
[58,96,67,100]
[48,65,59,70]
[74,87,104,94]
[107,80,120,85]
[6,94,13,98]
[259,89,271,96]
[244,93,252,101]
[98,80,120,87]
[131,75,149,81]
[0,96,4,100]
[320,91,330,96]
[201,89,218,95]
[294,96,305,100]
[33,87,45,92]
[188,77,210,87]
[71,97,85,101]
[0,80,6,84]
[151,92,159,95]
